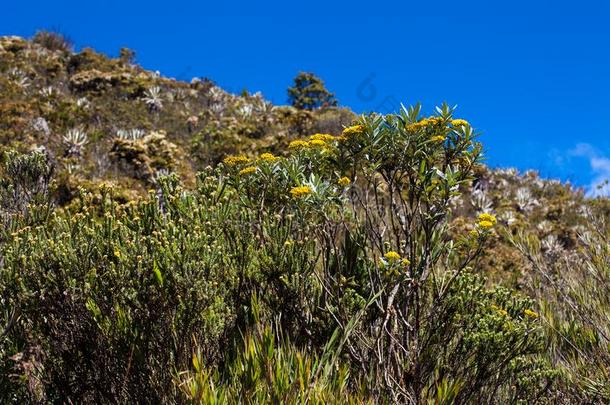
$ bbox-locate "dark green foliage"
[288,72,337,110]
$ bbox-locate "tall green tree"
[287,72,337,110]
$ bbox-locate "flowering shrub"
[0,104,602,403]
[192,103,555,403]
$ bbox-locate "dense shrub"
[32,30,73,53]
[1,173,244,402]
[0,104,604,403]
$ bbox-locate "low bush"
[32,31,73,53]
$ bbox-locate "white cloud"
[569,143,610,197]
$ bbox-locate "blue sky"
[3,0,610,195]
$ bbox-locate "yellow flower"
[431,135,446,143]
[288,140,309,149]
[384,251,401,261]
[469,229,479,237]
[259,152,279,162]
[338,177,351,187]
[491,304,508,317]
[238,166,256,176]
[223,155,250,166]
[478,213,497,225]
[342,125,364,137]
[407,118,427,131]
[451,119,469,127]
[401,258,411,266]
[290,186,312,198]
[407,117,443,131]
[310,133,336,142]
[524,309,539,318]
[478,220,494,230]
[308,139,326,147]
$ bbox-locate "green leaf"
[153,259,164,286]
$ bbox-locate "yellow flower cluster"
[342,124,364,137]
[308,139,326,147]
[479,213,497,224]
[337,176,351,187]
[310,133,336,142]
[288,140,309,149]
[238,166,256,176]
[478,213,497,229]
[383,251,401,261]
[478,221,494,230]
[431,135,446,143]
[223,155,250,166]
[289,137,331,150]
[524,309,539,318]
[407,117,443,131]
[290,186,312,198]
[451,118,469,127]
[259,152,279,162]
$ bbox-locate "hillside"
[0,35,354,199]
[0,33,609,403]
